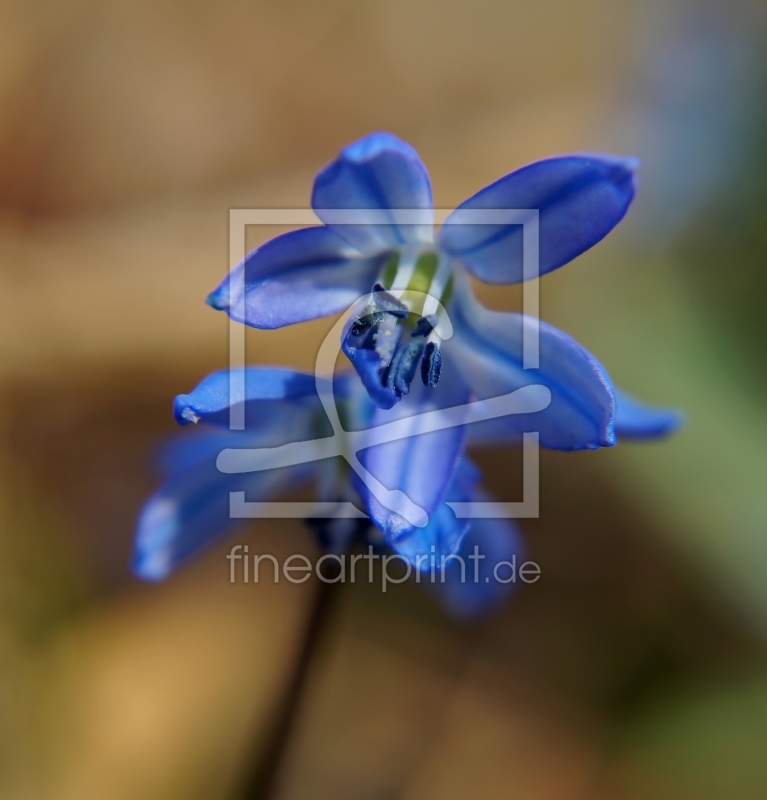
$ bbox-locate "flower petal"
[135,368,362,581]
[312,132,434,254]
[352,374,471,542]
[133,428,313,581]
[449,278,616,450]
[434,512,526,621]
[207,226,386,328]
[135,371,330,580]
[437,154,638,283]
[393,457,480,567]
[615,388,684,440]
[173,366,331,427]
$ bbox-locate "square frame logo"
[218,208,544,523]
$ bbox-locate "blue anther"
[420,342,442,387]
[350,310,384,337]
[370,283,409,318]
[385,339,426,397]
[411,316,435,338]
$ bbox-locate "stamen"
[407,252,439,295]
[379,252,399,290]
[347,259,450,401]
[371,283,409,318]
[421,341,442,387]
[420,251,453,319]
[388,245,420,293]
[371,312,402,365]
[411,316,436,338]
[350,310,384,337]
[385,339,426,397]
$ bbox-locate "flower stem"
[237,573,341,799]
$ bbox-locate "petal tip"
[597,154,639,192]
[572,152,639,192]
[173,395,200,426]
[341,131,418,164]
[206,287,228,310]
[615,158,639,197]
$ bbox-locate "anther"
[370,283,409,319]
[385,339,425,397]
[420,342,442,387]
[411,316,436,338]
[350,310,384,337]
[372,313,402,365]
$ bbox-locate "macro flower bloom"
[134,132,683,617]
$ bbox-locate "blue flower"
[134,365,681,616]
[135,132,683,617]
[207,132,638,445]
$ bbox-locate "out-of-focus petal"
[173,367,330,427]
[437,154,638,283]
[353,374,471,542]
[207,226,386,328]
[393,458,480,567]
[449,277,615,450]
[312,132,434,254]
[615,388,685,440]
[133,428,314,581]
[434,510,526,621]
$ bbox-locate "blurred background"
[2,0,767,797]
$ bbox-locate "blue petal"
[352,374,471,542]
[437,154,638,283]
[615,388,684,440]
[173,367,330,427]
[136,369,362,581]
[449,277,616,450]
[133,427,313,581]
[312,132,434,254]
[393,458,480,567]
[434,512,526,621]
[207,226,386,328]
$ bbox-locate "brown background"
[2,0,767,798]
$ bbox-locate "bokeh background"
[2,0,767,797]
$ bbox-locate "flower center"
[346,248,452,401]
